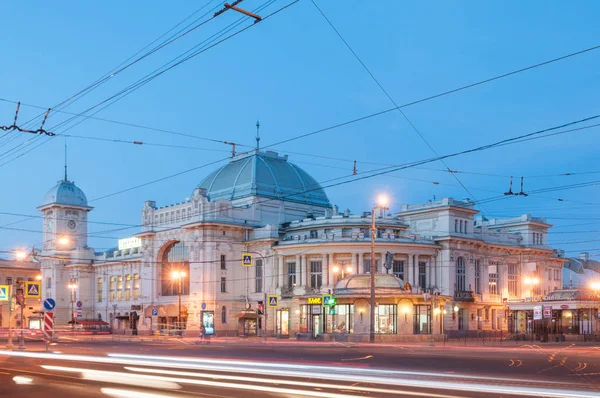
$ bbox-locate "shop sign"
[542,305,552,319]
[560,304,570,309]
[307,297,322,305]
[453,291,475,302]
[533,306,543,320]
[311,305,321,315]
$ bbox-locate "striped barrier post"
[43,311,54,341]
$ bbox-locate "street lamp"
[333,264,353,280]
[58,236,70,246]
[171,270,186,331]
[370,194,390,343]
[68,282,77,330]
[14,250,27,261]
[524,276,539,301]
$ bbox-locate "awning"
[144,304,188,318]
[69,320,109,326]
[237,311,259,319]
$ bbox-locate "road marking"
[509,360,515,367]
[516,360,523,368]
[340,355,373,362]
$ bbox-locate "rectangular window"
[310,261,322,288]
[97,277,103,302]
[375,304,397,334]
[220,254,226,270]
[341,228,352,238]
[287,262,296,287]
[418,261,427,288]
[392,260,404,280]
[508,264,518,297]
[220,277,227,293]
[117,275,123,301]
[255,259,263,293]
[109,276,116,302]
[489,272,498,295]
[363,228,371,238]
[133,274,140,300]
[474,260,481,294]
[6,277,12,285]
[124,274,131,301]
[324,229,332,237]
[376,228,383,238]
[413,305,431,334]
[309,230,318,239]
[364,259,379,274]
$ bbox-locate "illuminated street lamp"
[68,282,77,330]
[333,264,353,280]
[14,249,27,261]
[58,236,70,246]
[370,194,390,343]
[524,276,540,301]
[171,270,186,331]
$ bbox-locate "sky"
[1,0,599,257]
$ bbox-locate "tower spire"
[64,138,68,181]
[256,120,260,150]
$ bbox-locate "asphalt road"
[0,340,599,397]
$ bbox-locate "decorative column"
[380,252,386,274]
[414,254,420,288]
[322,253,328,286]
[407,254,413,286]
[302,254,308,288]
[277,255,284,289]
[296,254,302,287]
[351,253,358,275]
[358,253,364,274]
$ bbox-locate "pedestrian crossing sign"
[25,281,41,299]
[267,295,278,308]
[242,253,252,267]
[0,285,8,301]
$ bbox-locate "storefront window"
[413,305,431,334]
[276,308,289,336]
[300,305,308,333]
[375,304,397,334]
[332,304,353,333]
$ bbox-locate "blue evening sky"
[1,1,599,256]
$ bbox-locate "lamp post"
[370,194,389,343]
[68,282,77,330]
[171,271,186,332]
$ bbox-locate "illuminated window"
[97,278,103,302]
[124,274,131,301]
[413,305,431,334]
[109,276,116,301]
[117,276,123,301]
[489,272,498,295]
[133,274,140,300]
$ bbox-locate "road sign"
[25,282,41,299]
[0,285,8,301]
[201,303,207,310]
[77,311,82,318]
[323,295,333,306]
[267,295,278,308]
[151,308,158,316]
[242,253,252,267]
[76,301,82,309]
[43,298,56,311]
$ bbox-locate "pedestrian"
[199,323,206,344]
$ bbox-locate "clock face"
[68,220,77,230]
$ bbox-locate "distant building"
[37,149,570,341]
[563,252,600,289]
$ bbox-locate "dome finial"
[64,138,68,181]
[256,119,260,150]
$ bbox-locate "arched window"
[161,241,190,296]
[455,257,466,292]
[221,306,227,324]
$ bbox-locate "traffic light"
[257,301,264,315]
[328,297,336,315]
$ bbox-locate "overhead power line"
[264,43,600,148]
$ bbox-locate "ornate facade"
[39,149,566,341]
